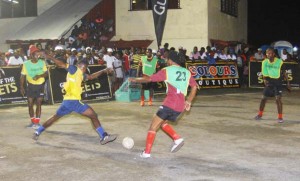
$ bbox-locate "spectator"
[254,48,264,61]
[7,50,24,66]
[67,48,78,65]
[113,51,124,92]
[280,48,291,61]
[189,46,201,61]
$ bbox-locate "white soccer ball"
[122,137,134,149]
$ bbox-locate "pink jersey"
[150,69,197,112]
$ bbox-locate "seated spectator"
[189,46,201,61]
[227,49,237,61]
[217,49,228,61]
[7,50,24,66]
[254,48,264,61]
[281,48,292,61]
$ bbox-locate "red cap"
[29,45,39,55]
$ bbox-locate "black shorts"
[263,85,283,97]
[156,105,182,122]
[142,82,155,90]
[26,83,45,98]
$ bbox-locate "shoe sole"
[171,141,184,153]
[32,134,39,141]
[100,134,117,145]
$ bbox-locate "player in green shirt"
[254,48,291,123]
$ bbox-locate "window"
[221,0,238,17]
[0,0,37,18]
[130,0,180,11]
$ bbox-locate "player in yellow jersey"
[33,53,117,145]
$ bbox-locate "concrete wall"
[0,0,60,51]
[114,0,209,52]
[207,0,248,43]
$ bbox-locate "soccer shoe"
[171,138,184,153]
[140,100,145,106]
[32,132,39,141]
[277,118,284,123]
[148,101,153,106]
[140,151,151,158]
[26,123,34,128]
[32,124,41,130]
[254,115,262,120]
[100,134,117,145]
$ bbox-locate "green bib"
[23,59,46,79]
[262,58,283,78]
[164,65,191,96]
[141,56,158,76]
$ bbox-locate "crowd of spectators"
[1,40,299,91]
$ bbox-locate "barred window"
[130,0,180,11]
[0,0,37,19]
[221,0,238,17]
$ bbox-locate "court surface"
[1,88,300,181]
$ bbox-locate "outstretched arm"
[128,76,151,83]
[44,53,67,69]
[85,68,113,80]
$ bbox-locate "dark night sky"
[248,0,300,47]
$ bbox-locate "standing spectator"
[113,51,124,92]
[254,48,291,123]
[67,48,78,65]
[20,45,48,129]
[103,48,116,92]
[123,49,130,79]
[130,48,143,77]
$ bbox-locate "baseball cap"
[107,48,113,52]
[71,48,76,52]
[54,45,64,51]
[29,45,39,55]
[258,48,262,51]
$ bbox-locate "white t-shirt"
[113,58,123,78]
[103,54,116,68]
[7,56,24,65]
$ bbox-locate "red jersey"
[150,69,197,112]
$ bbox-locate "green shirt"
[141,56,158,76]
[164,65,191,96]
[21,59,47,85]
[261,57,283,79]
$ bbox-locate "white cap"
[107,48,113,52]
[8,49,14,53]
[152,49,157,53]
[211,47,216,50]
[54,46,64,51]
[86,47,91,51]
[71,48,76,52]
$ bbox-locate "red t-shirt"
[150,69,197,112]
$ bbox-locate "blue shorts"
[156,105,182,122]
[56,100,89,116]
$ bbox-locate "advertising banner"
[186,62,240,88]
[249,61,300,88]
[152,0,168,47]
[49,65,112,103]
[0,66,27,104]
